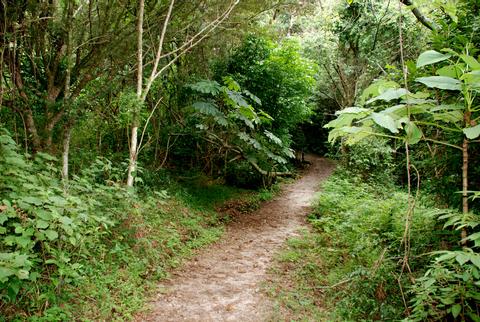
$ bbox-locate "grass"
[265,169,447,321]
[4,172,279,322]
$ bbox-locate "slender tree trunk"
[127,0,144,187]
[62,123,73,180]
[62,0,73,182]
[461,138,468,243]
[461,110,471,245]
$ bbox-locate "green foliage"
[267,170,450,321]
[0,127,255,320]
[409,212,480,321]
[341,137,395,180]
[216,35,317,137]
[186,77,294,187]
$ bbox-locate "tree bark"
[62,123,73,181]
[399,0,434,31]
[461,139,469,244]
[127,0,144,187]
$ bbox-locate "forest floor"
[137,155,335,322]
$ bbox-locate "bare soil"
[139,156,334,322]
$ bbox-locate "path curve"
[140,156,334,322]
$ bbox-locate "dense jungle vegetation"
[0,0,479,320]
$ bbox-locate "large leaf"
[366,88,409,104]
[416,50,451,68]
[226,90,249,108]
[416,76,461,91]
[193,101,221,116]
[359,80,400,103]
[433,111,464,123]
[188,80,222,95]
[405,121,423,144]
[460,54,480,70]
[461,70,480,87]
[243,90,261,105]
[336,107,370,115]
[463,124,480,139]
[264,130,283,146]
[371,113,399,133]
[325,113,361,129]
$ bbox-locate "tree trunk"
[461,138,468,244]
[127,0,144,187]
[127,121,139,187]
[62,123,73,181]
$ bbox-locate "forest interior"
[1,0,480,321]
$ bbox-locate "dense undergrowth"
[0,129,272,321]
[267,167,480,321]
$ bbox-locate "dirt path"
[140,156,334,322]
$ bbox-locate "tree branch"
[399,0,434,31]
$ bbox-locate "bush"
[341,137,395,181]
[267,168,451,321]
[0,128,240,320]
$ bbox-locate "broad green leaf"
[461,70,480,86]
[226,90,249,108]
[405,121,422,145]
[237,106,256,120]
[188,80,222,95]
[371,113,399,133]
[437,65,459,78]
[430,104,464,112]
[436,251,456,262]
[344,127,373,144]
[416,50,451,68]
[366,88,409,104]
[336,107,369,115]
[460,54,480,70]
[44,229,58,241]
[0,267,15,283]
[36,220,49,229]
[243,90,261,105]
[359,80,400,104]
[16,269,29,280]
[463,124,480,139]
[467,232,480,245]
[48,196,67,207]
[193,101,221,116]
[214,115,228,127]
[433,111,463,123]
[441,2,457,22]
[235,113,254,129]
[0,213,7,225]
[36,210,52,221]
[13,254,29,267]
[35,152,57,162]
[264,130,282,145]
[223,76,241,91]
[4,156,26,167]
[456,252,470,265]
[471,254,480,268]
[22,196,43,206]
[416,76,461,91]
[237,132,262,150]
[451,304,462,318]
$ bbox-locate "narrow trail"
[139,156,334,322]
